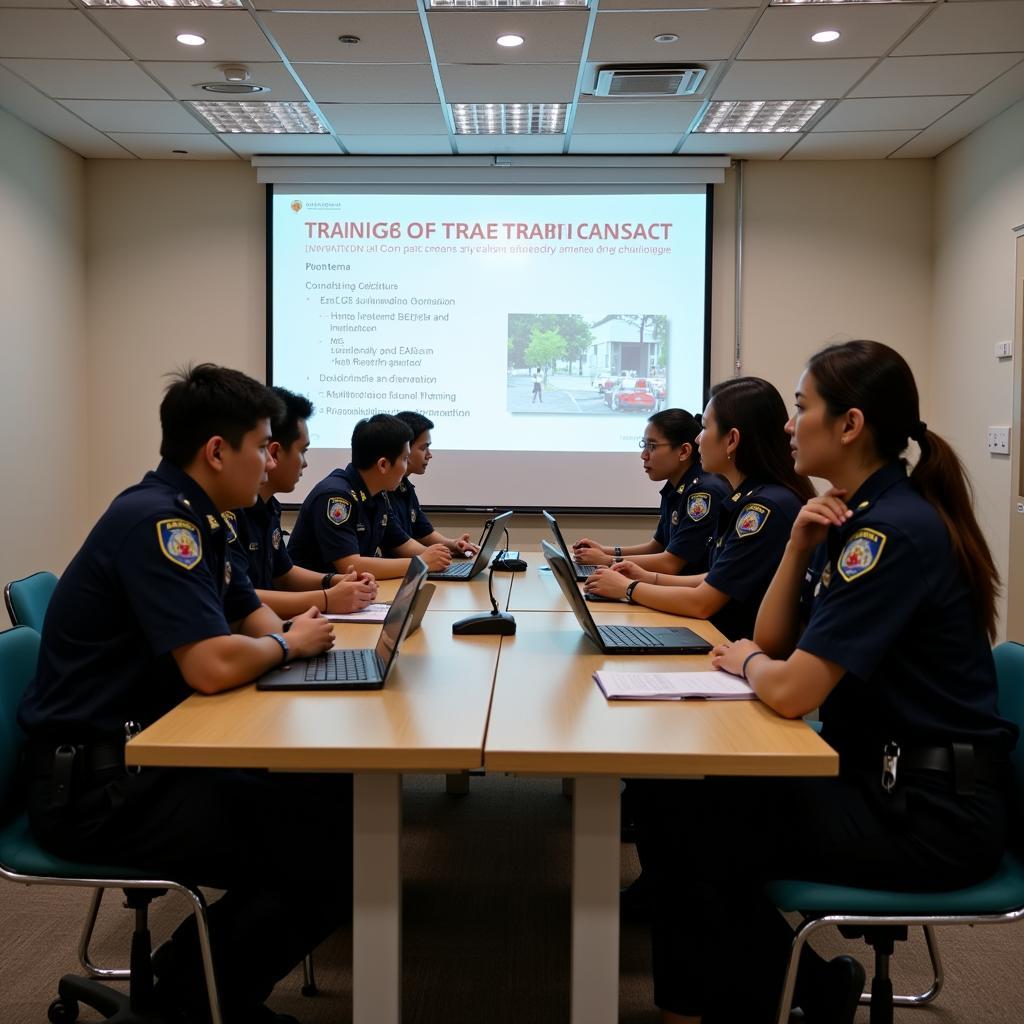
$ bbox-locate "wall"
[0,109,87,597]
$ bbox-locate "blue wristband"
[266,632,290,665]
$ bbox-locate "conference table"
[126,552,837,1024]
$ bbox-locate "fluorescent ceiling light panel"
[695,100,825,133]
[770,0,934,5]
[452,102,567,135]
[430,0,589,8]
[81,0,243,7]
[188,100,329,134]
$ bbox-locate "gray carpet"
[2,774,1022,1023]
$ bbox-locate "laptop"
[542,510,599,580]
[541,541,712,655]
[406,582,435,636]
[428,510,513,580]
[257,557,428,691]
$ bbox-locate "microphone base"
[451,611,517,636]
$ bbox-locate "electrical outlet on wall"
[987,426,1011,454]
[995,340,1013,359]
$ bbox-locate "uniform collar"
[153,459,221,526]
[342,463,374,502]
[845,461,907,517]
[399,476,417,495]
[659,480,675,499]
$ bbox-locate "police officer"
[643,342,1017,1024]
[19,365,350,1024]
[228,386,378,617]
[573,408,730,576]
[287,413,453,580]
[585,378,814,640]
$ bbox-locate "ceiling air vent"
[594,66,706,98]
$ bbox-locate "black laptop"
[541,541,712,655]
[428,510,513,580]
[542,511,600,580]
[257,557,428,691]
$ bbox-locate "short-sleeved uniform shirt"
[705,479,804,641]
[797,461,1018,761]
[652,468,731,573]
[287,464,410,575]
[227,496,293,591]
[18,460,261,741]
[389,477,434,543]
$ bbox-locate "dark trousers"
[27,762,353,1021]
[634,770,1009,1022]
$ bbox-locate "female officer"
[641,341,1017,1024]
[585,377,814,639]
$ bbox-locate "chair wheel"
[301,983,319,997]
[47,998,79,1023]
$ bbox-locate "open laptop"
[542,540,712,655]
[257,557,428,691]
[542,510,599,580]
[428,510,513,580]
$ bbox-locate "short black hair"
[647,408,702,450]
[395,411,434,442]
[271,386,314,450]
[160,364,283,469]
[351,414,413,470]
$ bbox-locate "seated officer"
[287,413,452,580]
[228,386,378,617]
[392,410,479,556]
[19,364,350,1024]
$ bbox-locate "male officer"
[19,364,350,1024]
[391,410,479,556]
[288,413,452,580]
[228,386,379,617]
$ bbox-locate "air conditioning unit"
[593,66,706,98]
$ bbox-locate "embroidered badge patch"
[671,509,680,526]
[327,496,351,525]
[157,519,202,570]
[687,492,711,522]
[222,510,238,544]
[838,528,887,582]
[272,527,281,550]
[735,503,771,538]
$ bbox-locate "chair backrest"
[992,641,1024,797]
[5,572,58,631]
[0,627,39,819]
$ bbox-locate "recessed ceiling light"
[338,34,361,44]
[497,34,525,47]
[187,100,329,134]
[430,0,589,7]
[811,29,840,42]
[452,102,567,135]
[176,33,206,46]
[81,0,243,6]
[771,0,934,4]
[694,100,825,133]
[654,33,679,43]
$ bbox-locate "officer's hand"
[711,638,763,679]
[451,534,480,556]
[287,607,336,658]
[583,566,630,599]
[421,544,452,571]
[327,572,378,613]
[790,489,851,553]
[572,537,604,555]
[608,560,654,584]
[573,543,613,566]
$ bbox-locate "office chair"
[4,570,58,631]
[766,641,1024,1024]
[0,625,223,1024]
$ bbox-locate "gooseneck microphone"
[451,531,517,635]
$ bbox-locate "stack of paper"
[326,603,390,623]
[593,670,755,701]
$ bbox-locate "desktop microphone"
[451,554,516,635]
[492,527,527,572]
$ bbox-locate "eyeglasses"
[638,440,676,452]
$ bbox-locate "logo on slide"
[290,200,302,213]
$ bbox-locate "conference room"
[3,1,1024,1022]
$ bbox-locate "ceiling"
[1,0,1023,161]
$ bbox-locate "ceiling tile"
[0,0,72,7]
[296,62,438,103]
[589,10,758,62]
[713,58,875,100]
[221,132,344,156]
[142,60,305,101]
[785,129,918,159]
[61,98,205,133]
[679,132,796,158]
[814,94,966,131]
[254,0,417,9]
[428,10,589,64]
[320,101,448,133]
[261,13,429,63]
[440,63,578,102]
[603,0,758,9]
[738,6,931,60]
[850,53,1024,98]
[108,132,237,159]
[572,98,700,133]
[0,10,126,59]
[0,58,170,100]
[894,1,1024,56]
[339,134,452,154]
[455,134,564,154]
[568,132,682,153]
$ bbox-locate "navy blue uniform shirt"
[798,461,1017,759]
[287,464,410,574]
[226,496,293,591]
[389,477,434,542]
[652,468,731,573]
[18,460,261,741]
[705,479,804,641]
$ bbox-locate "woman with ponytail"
[639,342,1017,1024]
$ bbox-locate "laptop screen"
[375,557,428,671]
[469,509,514,573]
[540,540,604,648]
[542,511,575,564]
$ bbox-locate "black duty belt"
[25,739,130,810]
[897,743,1007,795]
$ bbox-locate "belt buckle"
[124,721,142,775]
[881,741,900,795]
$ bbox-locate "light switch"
[987,426,1011,454]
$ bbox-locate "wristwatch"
[624,580,640,603]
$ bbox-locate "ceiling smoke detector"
[593,65,706,98]
[198,64,270,95]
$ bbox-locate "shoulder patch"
[735,503,771,538]
[327,496,351,525]
[156,519,202,570]
[838,528,887,582]
[222,510,238,544]
[687,492,711,522]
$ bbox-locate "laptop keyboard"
[574,562,598,577]
[437,561,474,578]
[304,648,377,682]
[598,624,664,647]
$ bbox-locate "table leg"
[353,772,402,1024]
[571,775,620,1024]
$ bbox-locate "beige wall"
[0,110,87,597]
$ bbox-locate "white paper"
[593,669,755,701]
[326,603,390,623]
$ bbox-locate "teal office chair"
[0,626,223,1024]
[4,571,58,631]
[767,641,1024,1024]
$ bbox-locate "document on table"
[593,669,755,701]
[326,603,390,623]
